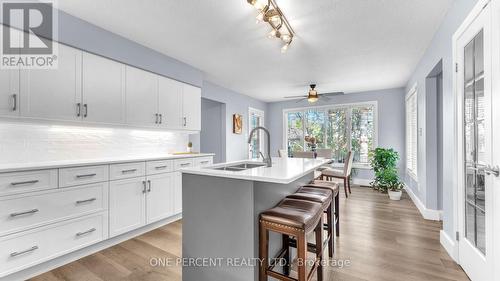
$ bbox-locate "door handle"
[77,103,81,117]
[76,173,97,179]
[12,94,17,111]
[76,198,97,204]
[147,180,152,192]
[121,169,137,174]
[83,104,88,118]
[484,165,500,177]
[155,113,159,124]
[76,228,96,237]
[142,180,147,193]
[183,117,187,127]
[10,180,39,186]
[159,114,163,124]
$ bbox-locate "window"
[249,108,265,159]
[406,87,418,179]
[284,102,377,164]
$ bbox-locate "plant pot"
[187,147,193,153]
[388,190,402,201]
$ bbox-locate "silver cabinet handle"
[76,173,96,179]
[200,161,209,164]
[10,246,38,257]
[159,114,163,124]
[183,117,187,127]
[76,228,96,237]
[147,180,152,192]
[142,180,147,193]
[76,198,96,204]
[155,113,159,124]
[484,165,500,177]
[12,94,17,111]
[76,103,81,117]
[121,169,137,174]
[155,165,168,170]
[83,104,88,118]
[10,209,39,217]
[11,180,39,186]
[180,163,191,167]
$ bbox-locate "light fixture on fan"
[284,84,345,103]
[247,0,295,53]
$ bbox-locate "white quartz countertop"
[0,153,215,173]
[180,157,329,184]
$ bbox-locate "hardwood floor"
[30,186,469,281]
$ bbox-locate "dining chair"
[320,151,353,197]
[292,151,315,158]
[278,149,288,158]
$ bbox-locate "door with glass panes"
[456,3,495,280]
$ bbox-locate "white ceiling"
[58,0,453,102]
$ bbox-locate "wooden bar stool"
[286,187,334,258]
[259,198,324,281]
[306,181,340,238]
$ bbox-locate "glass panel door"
[463,30,486,254]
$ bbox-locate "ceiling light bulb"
[281,44,289,53]
[247,0,266,11]
[281,34,291,43]
[308,96,319,103]
[256,12,264,22]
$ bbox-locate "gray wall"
[199,81,268,162]
[200,98,226,163]
[405,0,480,238]
[267,88,406,180]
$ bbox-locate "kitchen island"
[180,157,329,281]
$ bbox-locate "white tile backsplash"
[0,122,191,164]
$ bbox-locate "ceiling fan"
[284,84,344,103]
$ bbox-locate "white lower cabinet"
[109,177,146,237]
[146,173,175,224]
[0,212,107,278]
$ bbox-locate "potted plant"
[369,148,404,200]
[187,142,193,153]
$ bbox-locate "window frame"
[282,101,378,167]
[405,85,418,181]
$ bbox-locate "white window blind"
[406,89,418,179]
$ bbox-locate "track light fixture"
[247,0,295,53]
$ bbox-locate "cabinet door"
[146,173,175,223]
[82,53,126,124]
[158,76,182,129]
[0,69,19,116]
[182,84,201,130]
[173,171,182,214]
[109,177,146,237]
[125,66,158,127]
[20,43,82,121]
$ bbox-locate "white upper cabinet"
[182,84,201,131]
[82,53,126,124]
[125,66,158,127]
[0,69,19,116]
[158,76,183,129]
[20,43,82,121]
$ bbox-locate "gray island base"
[181,157,329,281]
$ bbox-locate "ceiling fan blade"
[320,92,344,97]
[283,95,308,99]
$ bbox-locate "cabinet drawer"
[194,157,213,167]
[146,160,174,175]
[59,165,108,187]
[174,159,194,171]
[0,170,58,197]
[0,182,108,237]
[0,213,106,278]
[109,162,145,180]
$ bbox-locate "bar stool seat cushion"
[260,198,323,233]
[307,181,340,197]
[287,187,332,210]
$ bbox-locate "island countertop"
[180,157,329,184]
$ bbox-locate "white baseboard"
[440,230,459,262]
[2,214,182,281]
[404,184,442,221]
[352,178,371,186]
